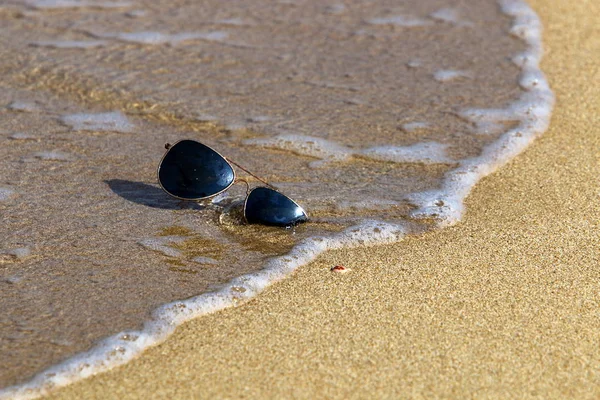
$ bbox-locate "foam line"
[30,40,108,49]
[367,15,433,27]
[61,111,135,133]
[27,0,132,10]
[407,0,554,226]
[244,135,453,165]
[93,31,228,46]
[433,69,471,82]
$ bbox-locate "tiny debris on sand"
[330,265,350,273]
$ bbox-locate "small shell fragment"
[330,265,349,273]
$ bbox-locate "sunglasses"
[157,139,308,227]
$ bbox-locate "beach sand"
[46,0,600,398]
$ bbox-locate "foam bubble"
[244,134,451,165]
[10,133,38,141]
[367,15,433,27]
[433,69,471,82]
[27,0,132,9]
[401,122,429,132]
[429,7,473,26]
[125,9,146,18]
[30,40,108,49]
[360,142,453,164]
[61,111,134,133]
[192,256,219,265]
[33,151,72,161]
[96,31,228,46]
[4,275,23,284]
[5,247,32,259]
[406,59,422,68]
[244,134,351,162]
[246,116,271,123]
[336,198,399,211]
[0,187,15,201]
[0,248,30,266]
[7,101,41,112]
[138,237,186,258]
[215,18,247,26]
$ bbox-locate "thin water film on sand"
[0,0,552,394]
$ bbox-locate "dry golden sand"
[50,0,599,398]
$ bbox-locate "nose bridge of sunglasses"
[225,157,278,191]
[233,177,251,196]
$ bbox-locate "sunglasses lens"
[245,187,308,226]
[158,140,235,200]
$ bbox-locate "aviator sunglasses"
[157,139,308,227]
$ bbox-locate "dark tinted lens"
[244,187,308,226]
[158,140,235,200]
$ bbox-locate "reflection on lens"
[244,187,308,227]
[158,140,235,200]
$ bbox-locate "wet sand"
[0,0,527,388]
[43,0,600,398]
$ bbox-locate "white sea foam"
[246,116,271,123]
[33,151,72,161]
[0,187,15,201]
[125,9,146,18]
[192,256,219,265]
[361,142,452,164]
[245,134,350,162]
[406,59,422,68]
[3,247,32,259]
[27,0,132,9]
[336,198,399,211]
[430,7,473,26]
[407,0,554,226]
[30,40,108,49]
[215,18,248,26]
[61,111,134,132]
[457,110,509,136]
[138,237,186,258]
[0,1,554,398]
[244,134,452,166]
[367,15,433,27]
[401,122,429,132]
[7,101,41,112]
[10,133,39,141]
[95,31,228,46]
[434,69,471,82]
[4,275,23,284]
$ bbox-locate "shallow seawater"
[0,0,552,396]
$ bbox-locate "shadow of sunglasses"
[157,139,308,227]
